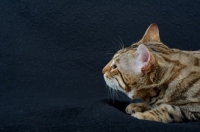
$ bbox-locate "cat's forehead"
[113,46,137,61]
[113,49,128,59]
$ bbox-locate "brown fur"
[102,24,200,123]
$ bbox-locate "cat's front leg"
[132,104,192,123]
[125,102,151,114]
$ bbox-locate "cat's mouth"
[103,74,125,92]
[104,74,135,99]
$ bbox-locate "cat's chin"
[103,74,125,93]
[103,74,136,99]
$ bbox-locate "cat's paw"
[132,111,168,122]
[132,112,159,122]
[125,103,151,114]
[132,112,145,119]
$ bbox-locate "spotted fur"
[102,24,200,123]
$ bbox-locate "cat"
[102,23,200,123]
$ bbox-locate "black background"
[1,0,200,131]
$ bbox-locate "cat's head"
[102,24,161,99]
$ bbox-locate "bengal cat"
[102,24,200,123]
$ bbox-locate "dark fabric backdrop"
[1,0,200,131]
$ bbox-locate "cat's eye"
[112,64,117,69]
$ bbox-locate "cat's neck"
[133,47,200,103]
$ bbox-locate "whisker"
[113,89,116,103]
[112,88,114,103]
[118,35,125,49]
[109,88,112,100]
[110,88,115,103]
[106,53,115,55]
[115,89,119,100]
[118,91,126,98]
[108,87,112,101]
[115,39,123,50]
[106,84,109,99]
[112,40,121,51]
[108,86,111,100]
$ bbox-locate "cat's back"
[145,43,200,108]
[144,42,200,68]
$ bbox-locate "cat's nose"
[102,60,112,74]
[102,67,106,74]
[102,65,108,74]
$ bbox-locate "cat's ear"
[138,23,160,43]
[136,44,154,73]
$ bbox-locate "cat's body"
[102,24,200,123]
